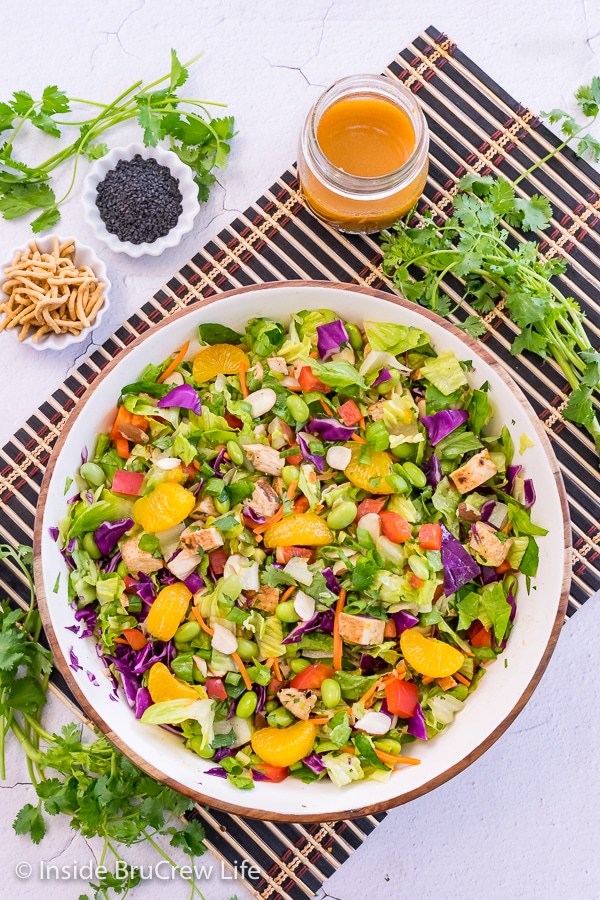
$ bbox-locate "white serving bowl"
[34,282,570,822]
[0,235,111,351]
[82,143,200,258]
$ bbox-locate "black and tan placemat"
[1,25,599,899]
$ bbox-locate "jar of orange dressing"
[298,74,429,234]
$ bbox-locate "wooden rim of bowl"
[33,280,571,822]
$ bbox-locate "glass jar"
[298,74,429,234]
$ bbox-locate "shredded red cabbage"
[205,766,228,778]
[302,751,326,774]
[48,526,60,542]
[184,571,204,593]
[297,432,324,472]
[157,383,202,415]
[423,454,442,489]
[127,572,157,606]
[212,447,227,476]
[421,409,469,445]
[441,524,481,596]
[282,609,335,644]
[226,697,238,720]
[373,368,392,387]
[213,746,237,762]
[523,478,536,508]
[390,610,419,634]
[306,417,356,442]
[480,565,499,585]
[506,464,522,495]
[243,506,266,525]
[480,500,496,523]
[94,518,134,556]
[86,670,99,685]
[322,567,340,594]
[74,607,97,637]
[255,683,267,714]
[135,687,153,719]
[316,319,349,360]
[406,701,428,741]
[81,445,89,465]
[68,646,82,673]
[359,653,389,674]
[104,551,122,574]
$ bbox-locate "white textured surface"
[1,2,600,898]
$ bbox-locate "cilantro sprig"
[0,544,210,900]
[381,79,600,458]
[0,49,234,233]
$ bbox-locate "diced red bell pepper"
[383,618,397,638]
[120,628,147,650]
[380,511,412,543]
[205,678,228,701]
[275,546,315,564]
[297,366,331,394]
[225,413,244,430]
[112,469,145,496]
[123,576,139,593]
[209,547,228,576]
[338,399,363,426]
[356,497,387,519]
[468,620,492,648]
[285,444,303,466]
[268,677,284,696]
[293,496,310,514]
[385,679,419,718]
[289,663,334,690]
[410,573,425,589]
[418,523,442,551]
[254,763,289,783]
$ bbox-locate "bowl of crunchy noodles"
[0,235,110,351]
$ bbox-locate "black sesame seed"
[95,154,183,244]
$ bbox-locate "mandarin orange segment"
[133,482,196,533]
[251,720,317,767]
[147,662,199,702]
[400,628,465,678]
[146,583,192,641]
[263,513,334,549]
[192,343,249,384]
[344,444,395,494]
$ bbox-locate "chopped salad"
[58,310,547,790]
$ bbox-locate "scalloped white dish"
[82,143,200,258]
[0,235,111,351]
[34,282,570,821]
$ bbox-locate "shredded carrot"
[287,479,298,500]
[332,588,347,671]
[308,717,332,725]
[309,350,319,358]
[232,651,253,691]
[253,505,284,534]
[495,559,512,574]
[239,359,249,398]
[271,657,283,681]
[358,415,366,431]
[351,433,368,444]
[358,676,385,708]
[319,398,334,415]
[120,628,147,651]
[293,496,310,514]
[280,585,296,603]
[374,749,420,767]
[131,413,149,432]
[110,405,133,440]
[157,340,190,384]
[191,607,214,636]
[115,438,130,459]
[421,675,435,685]
[455,672,471,687]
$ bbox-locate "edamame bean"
[290,657,311,674]
[401,461,427,488]
[376,369,401,395]
[194,743,216,759]
[237,638,259,660]
[267,707,295,728]
[326,500,358,530]
[386,474,408,494]
[265,699,279,713]
[174,641,193,653]
[391,442,416,460]
[374,738,402,755]
[226,440,245,466]
[236,691,258,719]
[286,395,310,422]
[117,560,129,579]
[320,678,341,708]
[345,322,363,350]
[282,465,300,487]
[214,494,231,514]
[175,620,201,642]
[80,462,106,486]
[275,600,300,623]
[407,554,430,581]
[83,532,101,560]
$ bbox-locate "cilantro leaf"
[563,384,596,428]
[8,675,47,714]
[514,194,552,232]
[458,315,487,339]
[488,177,516,216]
[580,350,600,387]
[577,134,600,162]
[41,85,70,115]
[31,111,61,137]
[85,142,109,162]
[511,326,548,358]
[0,629,28,670]
[13,804,46,844]
[0,183,56,220]
[31,206,60,233]
[169,49,189,91]
[136,97,162,146]
[169,819,207,856]
[11,90,35,115]
[505,291,550,328]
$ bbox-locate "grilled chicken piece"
[244,480,281,520]
[244,444,284,476]
[367,400,386,421]
[450,449,498,494]
[337,612,386,646]
[277,688,317,721]
[180,526,224,552]
[267,356,289,375]
[469,521,513,567]
[252,585,280,613]
[121,537,163,575]
[191,495,218,518]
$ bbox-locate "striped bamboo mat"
[1,24,600,900]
